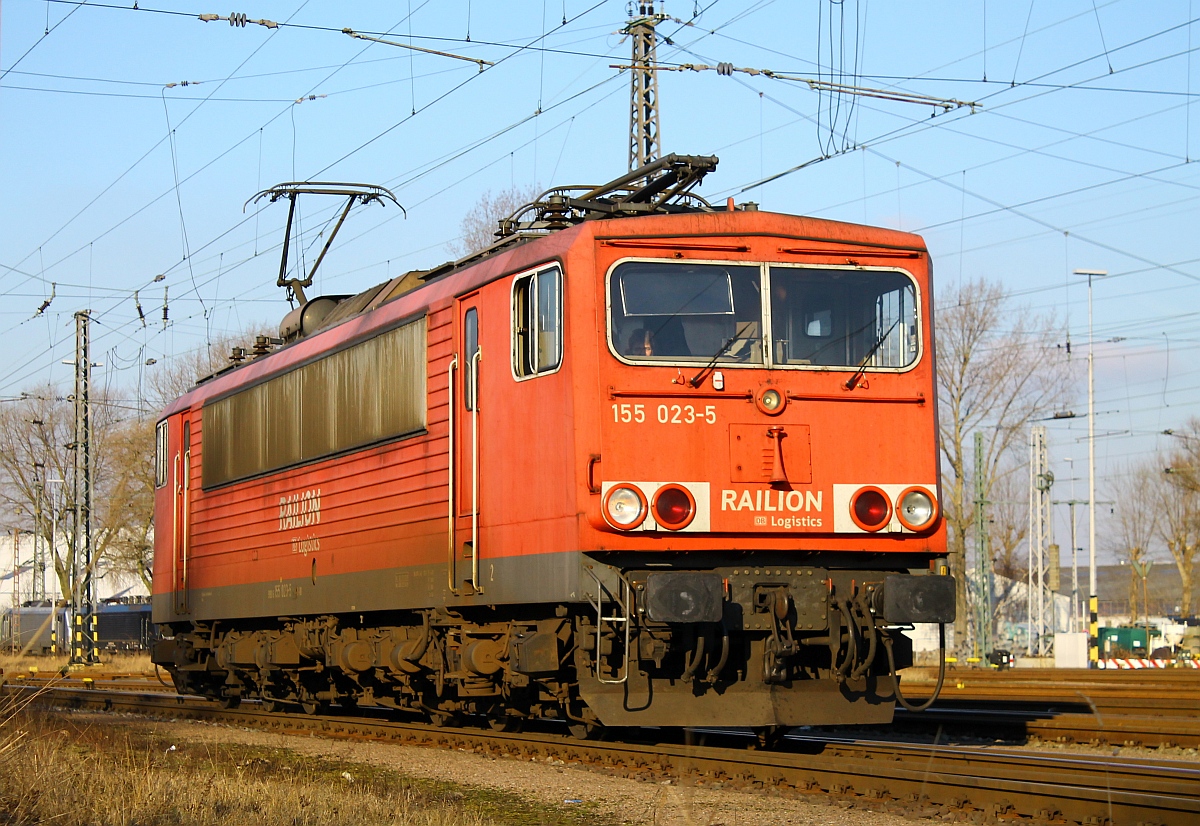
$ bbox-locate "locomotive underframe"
[154,552,946,730]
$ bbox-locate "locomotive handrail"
[182,444,190,612]
[786,392,927,404]
[470,349,483,594]
[172,452,181,614]
[446,355,458,596]
[608,389,753,400]
[584,566,632,685]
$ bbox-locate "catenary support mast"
[626,1,666,171]
[71,310,97,665]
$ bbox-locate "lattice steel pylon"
[71,310,97,665]
[625,1,666,171]
[1027,426,1055,656]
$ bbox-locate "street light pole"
[1075,268,1106,667]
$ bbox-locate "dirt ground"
[137,715,919,826]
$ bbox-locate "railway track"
[905,667,1200,714]
[13,669,1200,748]
[893,667,1200,749]
[9,683,1200,825]
[892,706,1200,749]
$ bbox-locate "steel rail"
[905,669,1200,716]
[894,707,1200,749]
[14,673,1200,748]
[9,685,1200,826]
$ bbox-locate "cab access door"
[450,296,483,594]
[171,412,194,614]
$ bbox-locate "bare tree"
[97,415,156,591]
[936,277,1072,653]
[989,467,1028,583]
[144,331,263,413]
[1164,419,1200,494]
[1159,422,1200,616]
[0,386,124,601]
[451,184,541,257]
[1108,461,1160,622]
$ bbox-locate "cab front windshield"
[609,261,918,370]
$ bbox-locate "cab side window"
[512,265,563,378]
[154,420,168,488]
[464,307,480,410]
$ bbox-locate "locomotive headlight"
[756,387,786,415]
[897,487,937,531]
[604,485,647,529]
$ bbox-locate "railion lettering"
[720,488,823,513]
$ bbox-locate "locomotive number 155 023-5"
[611,403,717,425]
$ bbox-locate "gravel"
[137,717,918,826]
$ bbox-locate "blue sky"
[2,1,1199,565]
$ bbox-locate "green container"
[1098,626,1149,656]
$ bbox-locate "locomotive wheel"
[260,698,278,713]
[429,710,461,728]
[752,725,787,750]
[300,699,329,716]
[566,721,600,740]
[218,694,241,710]
[487,715,522,733]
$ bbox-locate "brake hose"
[835,600,858,680]
[850,600,878,682]
[681,628,707,682]
[705,621,730,684]
[883,623,946,712]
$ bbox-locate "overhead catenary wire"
[3,0,1198,468]
[0,3,628,396]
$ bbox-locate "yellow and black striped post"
[72,612,84,664]
[1088,595,1099,665]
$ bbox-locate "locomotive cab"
[566,215,953,729]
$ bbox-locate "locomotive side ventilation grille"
[203,318,427,487]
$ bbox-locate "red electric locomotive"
[152,156,953,738]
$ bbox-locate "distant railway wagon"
[151,156,954,739]
[95,600,157,652]
[1,600,157,655]
[0,603,65,655]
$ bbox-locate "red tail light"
[652,485,695,530]
[850,487,891,532]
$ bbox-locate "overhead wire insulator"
[134,290,146,328]
[197,12,279,29]
[33,283,55,318]
[162,286,169,328]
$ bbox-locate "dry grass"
[0,651,154,677]
[0,698,610,826]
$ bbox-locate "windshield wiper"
[688,330,753,387]
[843,318,901,390]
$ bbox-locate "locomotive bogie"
[156,554,947,727]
